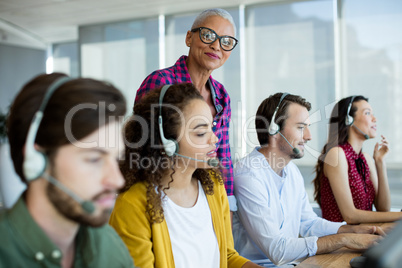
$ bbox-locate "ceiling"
[0,0,281,49]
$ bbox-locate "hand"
[355,225,386,236]
[373,135,389,162]
[381,223,397,234]
[338,225,385,236]
[344,233,382,251]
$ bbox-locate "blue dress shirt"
[233,147,344,267]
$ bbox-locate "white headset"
[268,92,289,135]
[23,76,72,181]
[158,84,179,156]
[345,95,356,126]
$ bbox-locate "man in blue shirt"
[233,93,384,267]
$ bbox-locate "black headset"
[268,92,289,135]
[23,76,72,181]
[158,84,179,156]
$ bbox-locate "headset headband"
[23,76,72,181]
[158,84,178,156]
[345,95,356,126]
[268,92,289,135]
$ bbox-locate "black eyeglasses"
[190,27,238,51]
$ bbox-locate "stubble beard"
[46,183,112,227]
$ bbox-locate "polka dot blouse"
[320,142,375,222]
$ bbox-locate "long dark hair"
[121,83,222,223]
[313,95,368,206]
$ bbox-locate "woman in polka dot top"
[312,95,402,224]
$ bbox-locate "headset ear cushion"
[23,150,47,181]
[268,122,279,136]
[346,115,354,126]
[164,139,179,157]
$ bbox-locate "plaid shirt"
[135,55,234,199]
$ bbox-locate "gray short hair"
[191,8,237,37]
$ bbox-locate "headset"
[345,95,369,139]
[22,76,95,214]
[158,84,179,157]
[345,95,356,126]
[268,92,300,155]
[268,93,289,135]
[158,84,219,167]
[23,76,72,181]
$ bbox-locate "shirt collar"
[344,142,364,160]
[254,147,288,179]
[177,55,190,74]
[8,197,96,265]
[75,224,97,264]
[208,78,223,100]
[8,197,61,262]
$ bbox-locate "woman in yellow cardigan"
[109,83,261,268]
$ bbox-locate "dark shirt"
[320,142,375,222]
[0,197,135,268]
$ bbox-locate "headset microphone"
[268,93,289,136]
[175,153,219,167]
[268,93,300,155]
[352,124,370,140]
[278,132,300,155]
[43,173,95,214]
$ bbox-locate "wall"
[0,44,46,112]
[0,44,46,208]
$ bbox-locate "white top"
[233,147,344,267]
[163,180,220,268]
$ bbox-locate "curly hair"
[120,83,222,223]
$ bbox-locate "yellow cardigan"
[109,175,249,268]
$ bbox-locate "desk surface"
[297,222,394,268]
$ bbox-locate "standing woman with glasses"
[135,8,239,216]
[313,96,402,224]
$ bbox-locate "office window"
[342,0,402,206]
[0,44,46,111]
[343,0,402,163]
[165,13,194,67]
[79,18,159,110]
[52,42,79,77]
[245,1,335,163]
[63,0,402,208]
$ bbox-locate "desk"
[297,222,394,268]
